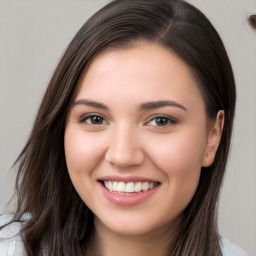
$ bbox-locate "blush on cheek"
[65,132,105,177]
[153,138,203,176]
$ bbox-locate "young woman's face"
[65,43,215,237]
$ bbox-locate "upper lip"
[98,175,161,183]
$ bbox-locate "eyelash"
[146,115,178,128]
[79,114,107,126]
[79,114,178,128]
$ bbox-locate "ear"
[202,110,224,167]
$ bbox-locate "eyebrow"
[140,100,187,111]
[73,99,187,112]
[73,99,108,109]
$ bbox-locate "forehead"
[75,43,204,111]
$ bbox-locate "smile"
[103,180,160,194]
[98,176,161,206]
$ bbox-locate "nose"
[105,126,144,168]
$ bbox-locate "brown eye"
[147,116,178,127]
[80,115,106,125]
[155,117,169,126]
[90,116,104,125]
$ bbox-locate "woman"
[0,0,250,255]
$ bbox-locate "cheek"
[64,129,104,176]
[64,129,107,205]
[140,131,206,224]
[150,132,205,171]
[146,130,206,194]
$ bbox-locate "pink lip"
[98,181,161,206]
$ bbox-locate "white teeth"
[117,182,125,192]
[134,182,141,192]
[103,181,158,193]
[141,182,149,191]
[125,182,135,192]
[112,181,118,191]
[105,181,113,192]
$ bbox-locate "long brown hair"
[10,0,236,255]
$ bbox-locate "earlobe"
[202,110,225,167]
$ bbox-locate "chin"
[94,209,181,238]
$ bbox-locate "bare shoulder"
[220,237,251,256]
[0,213,30,256]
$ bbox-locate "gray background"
[0,0,255,255]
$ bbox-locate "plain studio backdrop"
[0,0,255,255]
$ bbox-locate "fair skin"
[64,43,224,256]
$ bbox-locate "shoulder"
[220,237,251,256]
[0,213,31,256]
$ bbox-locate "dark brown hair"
[10,0,236,255]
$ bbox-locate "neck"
[87,217,180,256]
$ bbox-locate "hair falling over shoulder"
[10,0,236,255]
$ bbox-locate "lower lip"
[99,182,160,206]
